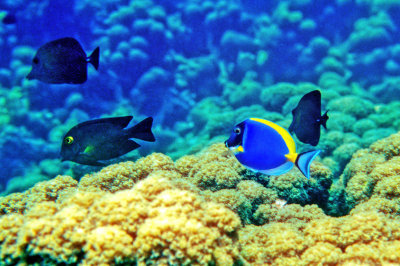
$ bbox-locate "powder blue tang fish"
[225,118,320,178]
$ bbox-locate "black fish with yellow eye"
[61,116,155,166]
[289,90,329,146]
[27,37,99,84]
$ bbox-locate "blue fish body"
[225,118,320,178]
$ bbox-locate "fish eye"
[234,127,241,134]
[33,57,39,64]
[64,136,74,145]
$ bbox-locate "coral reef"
[2,0,400,263]
[1,131,400,264]
[0,173,241,265]
[331,131,400,212]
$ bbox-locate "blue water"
[1,0,400,193]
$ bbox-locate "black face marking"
[225,121,245,148]
[33,57,39,64]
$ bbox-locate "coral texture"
[2,132,400,264]
[0,173,241,265]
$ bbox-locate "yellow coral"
[176,143,245,190]
[341,132,400,207]
[0,214,24,262]
[78,161,137,192]
[133,152,177,180]
[301,242,342,265]
[0,172,241,265]
[239,223,306,264]
[255,203,326,229]
[241,206,400,265]
[1,135,400,265]
[0,175,77,215]
[236,180,277,203]
[175,154,198,176]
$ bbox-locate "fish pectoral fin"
[82,145,95,155]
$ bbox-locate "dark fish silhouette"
[27,37,99,84]
[2,13,16,24]
[289,90,328,146]
[61,116,155,166]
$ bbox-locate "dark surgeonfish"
[225,118,320,179]
[61,116,155,166]
[27,37,99,84]
[289,90,329,146]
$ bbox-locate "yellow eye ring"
[64,136,74,145]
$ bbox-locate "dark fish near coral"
[289,90,329,146]
[2,13,16,24]
[61,116,155,166]
[225,118,320,179]
[27,37,99,84]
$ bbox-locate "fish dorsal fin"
[50,37,84,52]
[76,116,133,130]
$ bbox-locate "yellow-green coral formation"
[0,175,77,215]
[176,143,245,190]
[201,180,278,224]
[0,174,241,265]
[334,131,400,209]
[266,161,333,209]
[239,207,400,265]
[1,138,400,264]
[78,153,176,193]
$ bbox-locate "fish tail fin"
[126,117,156,142]
[321,110,329,129]
[295,150,321,179]
[88,47,100,70]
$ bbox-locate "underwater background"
[1,0,400,264]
